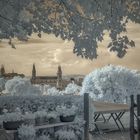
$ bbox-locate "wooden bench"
[93,101,129,131]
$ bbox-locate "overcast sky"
[0,22,140,76]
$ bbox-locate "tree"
[0,78,6,92]
[64,83,81,95]
[81,65,140,103]
[4,76,41,96]
[43,86,60,96]
[0,0,139,59]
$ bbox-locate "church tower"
[32,63,36,80]
[0,65,5,77]
[57,65,62,90]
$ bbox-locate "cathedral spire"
[0,64,5,76]
[57,65,62,90]
[32,63,36,79]
[57,65,62,77]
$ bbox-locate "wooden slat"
[35,122,76,130]
[5,122,76,134]
[93,101,129,114]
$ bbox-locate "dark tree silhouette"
[0,0,139,59]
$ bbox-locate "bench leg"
[111,113,122,131]
[114,112,125,130]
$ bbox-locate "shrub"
[81,65,140,103]
[64,83,81,95]
[18,124,36,140]
[36,135,51,140]
[4,77,41,96]
[0,78,6,92]
[2,112,23,122]
[55,129,78,140]
[56,105,78,117]
[0,95,83,115]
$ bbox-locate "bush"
[64,83,81,95]
[18,125,36,140]
[0,95,84,139]
[0,78,6,92]
[55,130,78,140]
[36,135,51,140]
[4,77,41,96]
[81,65,140,103]
[0,95,83,115]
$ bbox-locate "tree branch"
[0,14,12,22]
[61,0,103,22]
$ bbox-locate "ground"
[93,131,130,140]
[91,112,135,140]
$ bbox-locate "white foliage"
[56,105,78,117]
[44,87,60,96]
[42,84,51,95]
[24,112,35,120]
[55,129,78,140]
[18,124,36,140]
[0,78,6,92]
[81,65,140,103]
[4,77,41,96]
[0,95,83,116]
[2,109,8,114]
[47,111,58,119]
[64,83,81,95]
[1,112,23,122]
[37,135,51,140]
[34,110,47,118]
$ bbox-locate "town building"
[31,64,63,89]
[0,65,25,79]
[31,64,84,89]
[0,64,84,89]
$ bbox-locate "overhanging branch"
[61,0,103,22]
[0,14,12,22]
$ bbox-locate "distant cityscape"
[0,64,84,89]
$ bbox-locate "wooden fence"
[130,95,140,140]
[0,93,92,140]
[3,93,139,140]
[84,93,93,140]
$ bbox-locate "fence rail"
[3,94,140,140]
[0,93,91,140]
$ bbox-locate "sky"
[0,22,140,76]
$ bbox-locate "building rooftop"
[35,76,57,80]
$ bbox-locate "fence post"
[137,95,140,140]
[84,93,89,140]
[130,95,135,140]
